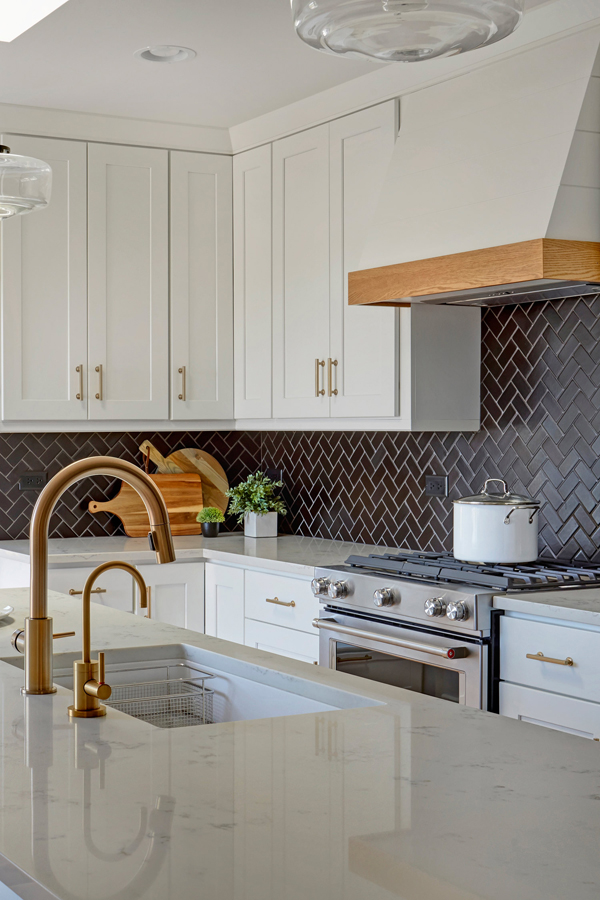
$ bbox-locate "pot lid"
[454,478,539,507]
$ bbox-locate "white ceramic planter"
[244,511,278,538]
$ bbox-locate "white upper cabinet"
[329,102,398,417]
[233,144,272,418]
[237,101,480,429]
[272,124,331,418]
[1,135,87,421]
[87,143,169,420]
[170,151,233,420]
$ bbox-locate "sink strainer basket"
[106,667,215,729]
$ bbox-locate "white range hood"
[350,26,600,307]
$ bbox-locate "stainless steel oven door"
[314,611,486,709]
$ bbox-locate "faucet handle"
[83,652,112,702]
[53,631,76,640]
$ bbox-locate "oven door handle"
[312,618,469,659]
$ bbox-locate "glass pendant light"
[291,0,524,63]
[0,145,52,218]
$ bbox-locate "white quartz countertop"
[494,587,600,626]
[0,533,395,577]
[0,588,597,899]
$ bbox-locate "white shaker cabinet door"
[233,144,272,418]
[329,102,399,417]
[136,562,205,632]
[170,151,233,420]
[47,565,135,614]
[272,124,330,418]
[1,135,87,421]
[205,563,245,644]
[87,143,169,420]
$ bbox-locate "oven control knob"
[424,597,446,617]
[328,581,348,599]
[311,577,330,596]
[446,600,469,621]
[373,588,395,608]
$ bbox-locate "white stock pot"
[453,478,540,564]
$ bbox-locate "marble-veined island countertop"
[0,587,595,900]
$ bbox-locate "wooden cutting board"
[88,473,204,537]
[140,440,229,514]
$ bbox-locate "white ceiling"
[0,0,380,128]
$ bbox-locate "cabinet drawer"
[244,570,318,633]
[499,682,600,740]
[501,616,600,702]
[245,619,319,665]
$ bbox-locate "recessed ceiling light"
[134,45,197,64]
[0,0,69,42]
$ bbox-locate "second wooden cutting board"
[139,440,229,513]
[88,473,204,537]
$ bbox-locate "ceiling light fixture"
[134,45,197,64]
[291,0,524,63]
[0,145,52,218]
[0,0,69,43]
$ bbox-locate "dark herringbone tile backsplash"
[2,296,600,560]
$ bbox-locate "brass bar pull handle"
[69,588,106,596]
[95,364,103,400]
[315,359,325,397]
[146,585,152,619]
[526,651,574,666]
[76,365,83,401]
[178,366,186,401]
[53,631,76,640]
[266,596,296,608]
[327,358,338,397]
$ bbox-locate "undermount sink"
[3,643,381,729]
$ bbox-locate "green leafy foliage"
[226,471,287,525]
[196,506,226,524]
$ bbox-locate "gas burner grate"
[345,552,600,591]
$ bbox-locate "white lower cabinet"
[205,562,320,663]
[136,562,204,631]
[48,561,204,629]
[205,563,245,643]
[499,682,600,741]
[48,565,136,614]
[500,613,600,739]
[244,620,319,665]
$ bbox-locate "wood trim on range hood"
[348,239,600,307]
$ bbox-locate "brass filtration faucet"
[69,561,149,719]
[12,456,175,695]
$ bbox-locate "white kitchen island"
[0,588,595,900]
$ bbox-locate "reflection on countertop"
[0,588,596,899]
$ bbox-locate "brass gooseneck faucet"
[69,561,149,719]
[13,457,175,695]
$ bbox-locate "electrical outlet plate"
[425,474,449,497]
[18,472,48,492]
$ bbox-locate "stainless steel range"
[312,551,600,710]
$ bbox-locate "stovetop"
[344,551,600,592]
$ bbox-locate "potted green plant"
[226,472,286,538]
[196,507,225,538]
